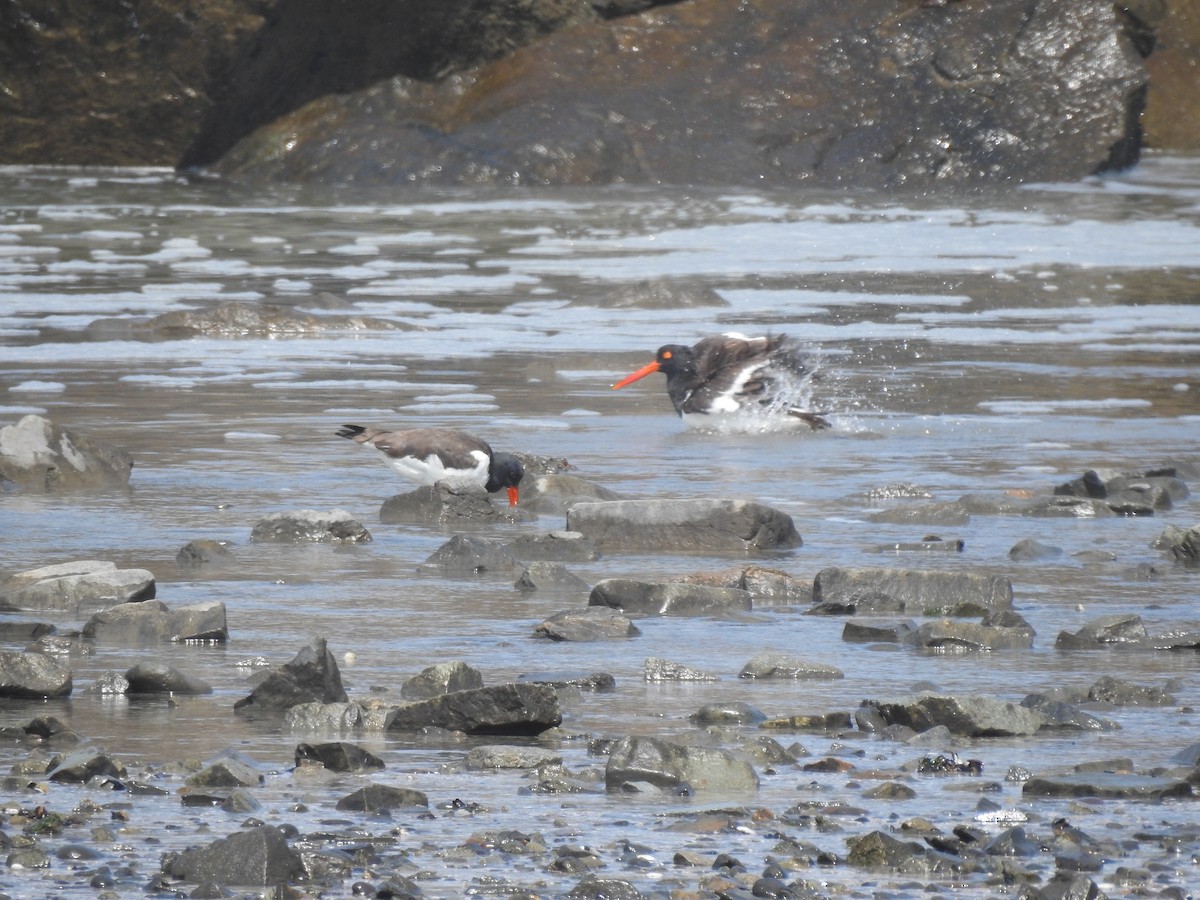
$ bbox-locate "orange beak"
[612,360,661,390]
[506,486,519,506]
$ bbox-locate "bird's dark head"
[486,453,525,506]
[611,344,694,390]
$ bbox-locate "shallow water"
[1,159,1200,897]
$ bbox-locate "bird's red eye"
[661,350,672,360]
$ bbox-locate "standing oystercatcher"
[336,425,524,505]
[612,332,830,430]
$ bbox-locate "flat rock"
[872,694,1046,737]
[417,534,522,576]
[384,682,561,736]
[514,562,590,594]
[868,501,971,527]
[465,745,563,770]
[0,650,72,699]
[739,651,843,680]
[1054,613,1149,649]
[283,702,367,732]
[0,414,133,491]
[1022,773,1192,799]
[380,483,531,524]
[505,531,601,562]
[176,540,236,568]
[163,824,306,886]
[675,564,812,605]
[568,499,801,553]
[125,662,213,694]
[812,567,1012,615]
[335,784,429,812]
[519,473,625,516]
[249,508,372,543]
[907,618,1035,652]
[0,560,155,614]
[588,579,752,617]
[82,599,228,644]
[534,607,641,642]
[604,735,758,794]
[517,671,616,692]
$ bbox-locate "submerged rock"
[739,652,843,680]
[589,579,752,617]
[295,741,385,773]
[417,534,523,575]
[0,414,133,491]
[812,567,1012,616]
[605,735,758,794]
[124,662,213,695]
[534,607,641,642]
[89,300,401,339]
[249,508,372,543]
[567,499,801,553]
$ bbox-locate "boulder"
[588,579,752,617]
[738,652,844,680]
[211,0,1148,190]
[1008,538,1063,561]
[604,735,758,793]
[518,671,615,692]
[567,499,801,553]
[234,638,348,714]
[643,657,719,683]
[163,825,306,886]
[464,745,563,770]
[906,618,1035,652]
[518,473,626,516]
[534,607,641,642]
[47,748,126,783]
[295,741,385,773]
[0,560,156,614]
[335,783,428,812]
[82,600,228,644]
[417,534,522,575]
[176,540,236,569]
[0,650,72,699]
[283,701,367,732]
[846,830,937,871]
[1022,773,1191,800]
[249,508,372,543]
[380,483,528,524]
[505,531,600,562]
[514,562,590,594]
[871,694,1046,737]
[185,753,264,788]
[1155,523,1200,565]
[124,662,213,695]
[811,567,1012,615]
[400,660,484,700]
[1054,613,1148,649]
[0,415,132,491]
[676,565,812,605]
[384,682,561,736]
[842,620,918,644]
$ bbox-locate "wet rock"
[15,715,82,746]
[845,830,938,870]
[520,473,625,515]
[871,694,1046,737]
[283,701,367,732]
[842,620,918,644]
[957,492,1040,515]
[400,661,484,700]
[234,638,348,714]
[1026,496,1117,518]
[0,560,156,614]
[514,562,590,593]
[567,499,801,553]
[380,482,530,524]
[534,607,641,642]
[873,537,966,554]
[176,540,236,568]
[567,877,649,900]
[906,617,1035,652]
[506,530,601,562]
[518,671,616,692]
[185,753,264,788]
[644,657,719,682]
[760,711,853,732]
[85,670,131,696]
[249,508,372,543]
[97,300,401,339]
[1086,674,1175,705]
[0,650,72,699]
[1054,613,1148,649]
[213,0,1148,191]
[739,652,843,680]
[589,579,752,617]
[676,564,812,605]
[163,824,306,886]
[0,414,133,491]
[417,534,522,575]
[868,501,971,527]
[48,748,126,783]
[1022,773,1192,800]
[1009,538,1064,560]
[82,599,228,644]
[464,745,563,769]
[295,741,385,773]
[1154,523,1200,565]
[1055,467,1185,512]
[124,662,213,695]
[0,619,55,642]
[384,683,562,736]
[1020,698,1119,732]
[689,701,766,726]
[605,735,758,793]
[812,567,1012,616]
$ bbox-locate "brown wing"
[340,426,492,469]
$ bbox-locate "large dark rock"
[400,660,484,699]
[249,508,372,544]
[125,662,213,695]
[335,783,428,812]
[1022,773,1192,800]
[811,567,1012,615]
[0,415,133,491]
[234,638,348,714]
[296,741,385,773]
[417,534,523,575]
[163,825,306,886]
[534,607,641,642]
[567,499,801,553]
[380,483,527,524]
[211,0,1148,189]
[871,693,1046,737]
[89,300,400,340]
[82,600,228,644]
[384,682,561,735]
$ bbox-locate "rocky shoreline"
[2,415,1199,898]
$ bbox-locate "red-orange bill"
[611,360,660,390]
[507,486,519,506]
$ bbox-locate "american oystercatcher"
[612,332,830,430]
[336,425,524,505]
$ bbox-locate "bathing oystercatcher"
[336,425,524,505]
[612,332,830,430]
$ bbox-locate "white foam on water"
[980,398,1153,414]
[9,381,65,393]
[223,431,283,442]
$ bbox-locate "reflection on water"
[1,159,1199,896]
